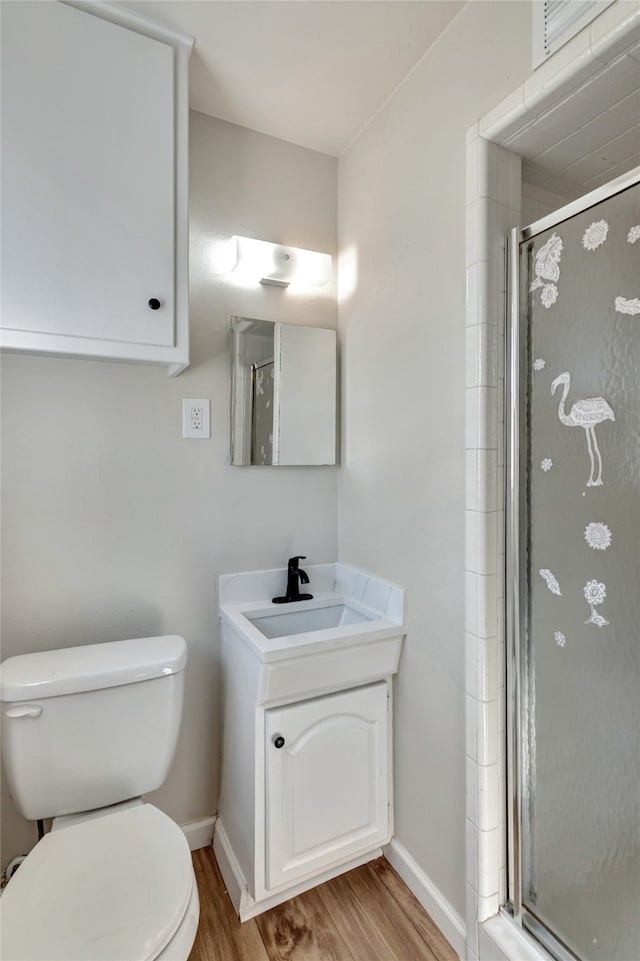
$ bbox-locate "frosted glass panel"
[518,182,639,961]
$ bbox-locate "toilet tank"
[0,635,187,820]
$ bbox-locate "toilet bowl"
[0,803,199,961]
[0,635,200,961]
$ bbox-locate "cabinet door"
[265,682,389,890]
[1,1,175,348]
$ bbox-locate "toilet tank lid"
[0,635,187,702]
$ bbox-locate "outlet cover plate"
[182,398,210,439]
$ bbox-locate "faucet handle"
[288,555,307,570]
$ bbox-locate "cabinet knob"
[148,298,162,310]
[272,734,285,749]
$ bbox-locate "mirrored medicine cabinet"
[230,316,337,466]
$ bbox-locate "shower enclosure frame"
[505,164,640,961]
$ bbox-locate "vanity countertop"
[220,591,404,663]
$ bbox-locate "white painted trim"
[384,838,466,960]
[62,0,195,50]
[481,914,553,961]
[213,819,252,917]
[213,818,384,922]
[181,815,216,852]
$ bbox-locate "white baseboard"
[181,815,216,851]
[384,838,466,960]
[212,819,250,917]
[213,818,384,922]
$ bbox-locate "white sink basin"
[218,565,406,704]
[247,603,373,639]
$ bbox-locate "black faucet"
[272,556,313,604]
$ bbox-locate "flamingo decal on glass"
[551,372,615,487]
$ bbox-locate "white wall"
[0,111,338,866]
[337,1,532,918]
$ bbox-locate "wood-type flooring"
[189,847,459,961]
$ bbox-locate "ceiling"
[118,0,465,156]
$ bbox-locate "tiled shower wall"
[465,134,521,961]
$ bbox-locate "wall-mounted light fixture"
[227,236,332,289]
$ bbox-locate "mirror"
[230,316,337,466]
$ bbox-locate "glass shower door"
[508,172,640,961]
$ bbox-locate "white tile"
[497,147,521,209]
[466,883,480,957]
[466,450,479,511]
[465,691,478,760]
[467,199,494,266]
[467,120,480,144]
[352,572,367,602]
[477,512,498,576]
[534,89,640,170]
[362,577,391,615]
[479,85,527,143]
[508,92,602,159]
[466,387,498,451]
[476,450,498,513]
[466,630,478,697]
[477,634,499,702]
[334,563,358,596]
[496,553,505,602]
[496,466,505,511]
[473,138,499,203]
[590,1,640,62]
[465,573,478,635]
[466,754,479,823]
[524,31,596,115]
[477,826,500,898]
[577,49,640,109]
[466,819,478,892]
[477,698,499,766]
[477,892,500,924]
[385,586,405,622]
[466,512,478,574]
[466,324,498,389]
[466,260,498,327]
[476,573,497,639]
[583,150,640,188]
[477,762,500,831]
[497,622,505,686]
[478,924,510,961]
[467,136,480,205]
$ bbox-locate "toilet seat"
[0,804,195,961]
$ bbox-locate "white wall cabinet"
[265,683,389,891]
[1,1,192,375]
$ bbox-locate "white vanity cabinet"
[1,1,192,375]
[216,563,406,921]
[264,683,389,891]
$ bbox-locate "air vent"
[533,0,615,68]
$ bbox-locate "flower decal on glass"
[627,225,640,244]
[584,579,609,627]
[582,220,609,251]
[533,358,546,371]
[530,232,562,309]
[615,296,640,315]
[540,569,561,596]
[584,522,612,551]
[541,458,553,471]
[554,631,566,648]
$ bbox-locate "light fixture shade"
[230,236,331,288]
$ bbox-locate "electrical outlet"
[182,399,210,439]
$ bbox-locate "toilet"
[0,635,200,961]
